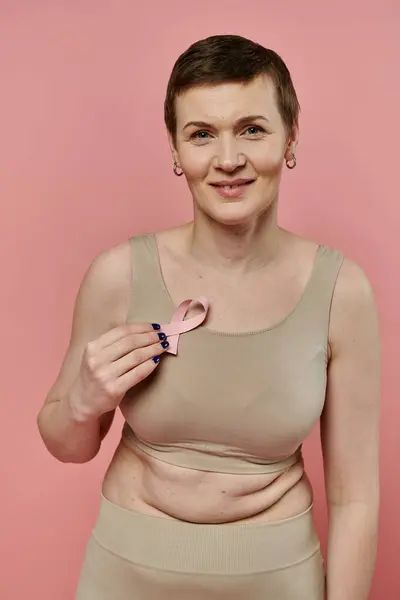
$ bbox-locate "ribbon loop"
[160,296,209,355]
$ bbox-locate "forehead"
[175,75,280,126]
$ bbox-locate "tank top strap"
[127,233,172,325]
[294,244,345,334]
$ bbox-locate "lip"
[210,179,255,199]
[209,178,255,186]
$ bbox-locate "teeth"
[213,182,252,189]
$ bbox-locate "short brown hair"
[164,34,300,143]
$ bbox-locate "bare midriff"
[102,436,313,525]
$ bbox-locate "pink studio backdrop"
[1,2,399,599]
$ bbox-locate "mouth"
[210,179,255,190]
[209,179,255,199]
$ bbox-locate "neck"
[186,204,286,273]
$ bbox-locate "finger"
[101,330,166,364]
[113,340,169,377]
[96,322,162,350]
[116,354,163,394]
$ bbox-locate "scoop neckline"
[149,233,323,338]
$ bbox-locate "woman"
[37,34,380,600]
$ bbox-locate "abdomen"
[102,438,314,524]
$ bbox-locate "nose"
[213,136,246,172]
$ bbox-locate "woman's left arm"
[321,258,381,600]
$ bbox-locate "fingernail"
[158,332,166,341]
[153,356,161,364]
[152,323,161,330]
[161,341,169,349]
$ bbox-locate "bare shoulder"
[43,239,133,406]
[329,256,380,356]
[76,239,132,329]
[331,257,378,325]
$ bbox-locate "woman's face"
[171,75,298,226]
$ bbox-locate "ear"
[167,132,180,165]
[284,124,299,163]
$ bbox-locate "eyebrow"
[182,115,270,131]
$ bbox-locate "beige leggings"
[76,495,326,600]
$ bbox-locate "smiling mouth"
[211,181,254,189]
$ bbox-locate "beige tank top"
[120,233,344,476]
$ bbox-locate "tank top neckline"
[148,233,324,338]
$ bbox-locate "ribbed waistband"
[93,495,321,575]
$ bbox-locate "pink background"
[1,1,399,598]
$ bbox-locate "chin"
[206,203,260,227]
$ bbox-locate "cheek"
[256,155,284,174]
[180,148,210,179]
[178,138,285,179]
[251,137,287,170]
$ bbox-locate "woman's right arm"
[37,242,168,464]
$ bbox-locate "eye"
[191,130,211,140]
[244,125,265,136]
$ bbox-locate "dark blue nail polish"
[158,332,166,341]
[153,356,161,364]
[161,341,169,349]
[152,323,161,330]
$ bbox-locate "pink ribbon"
[160,296,209,355]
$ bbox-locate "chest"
[121,328,328,458]
[158,258,311,334]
